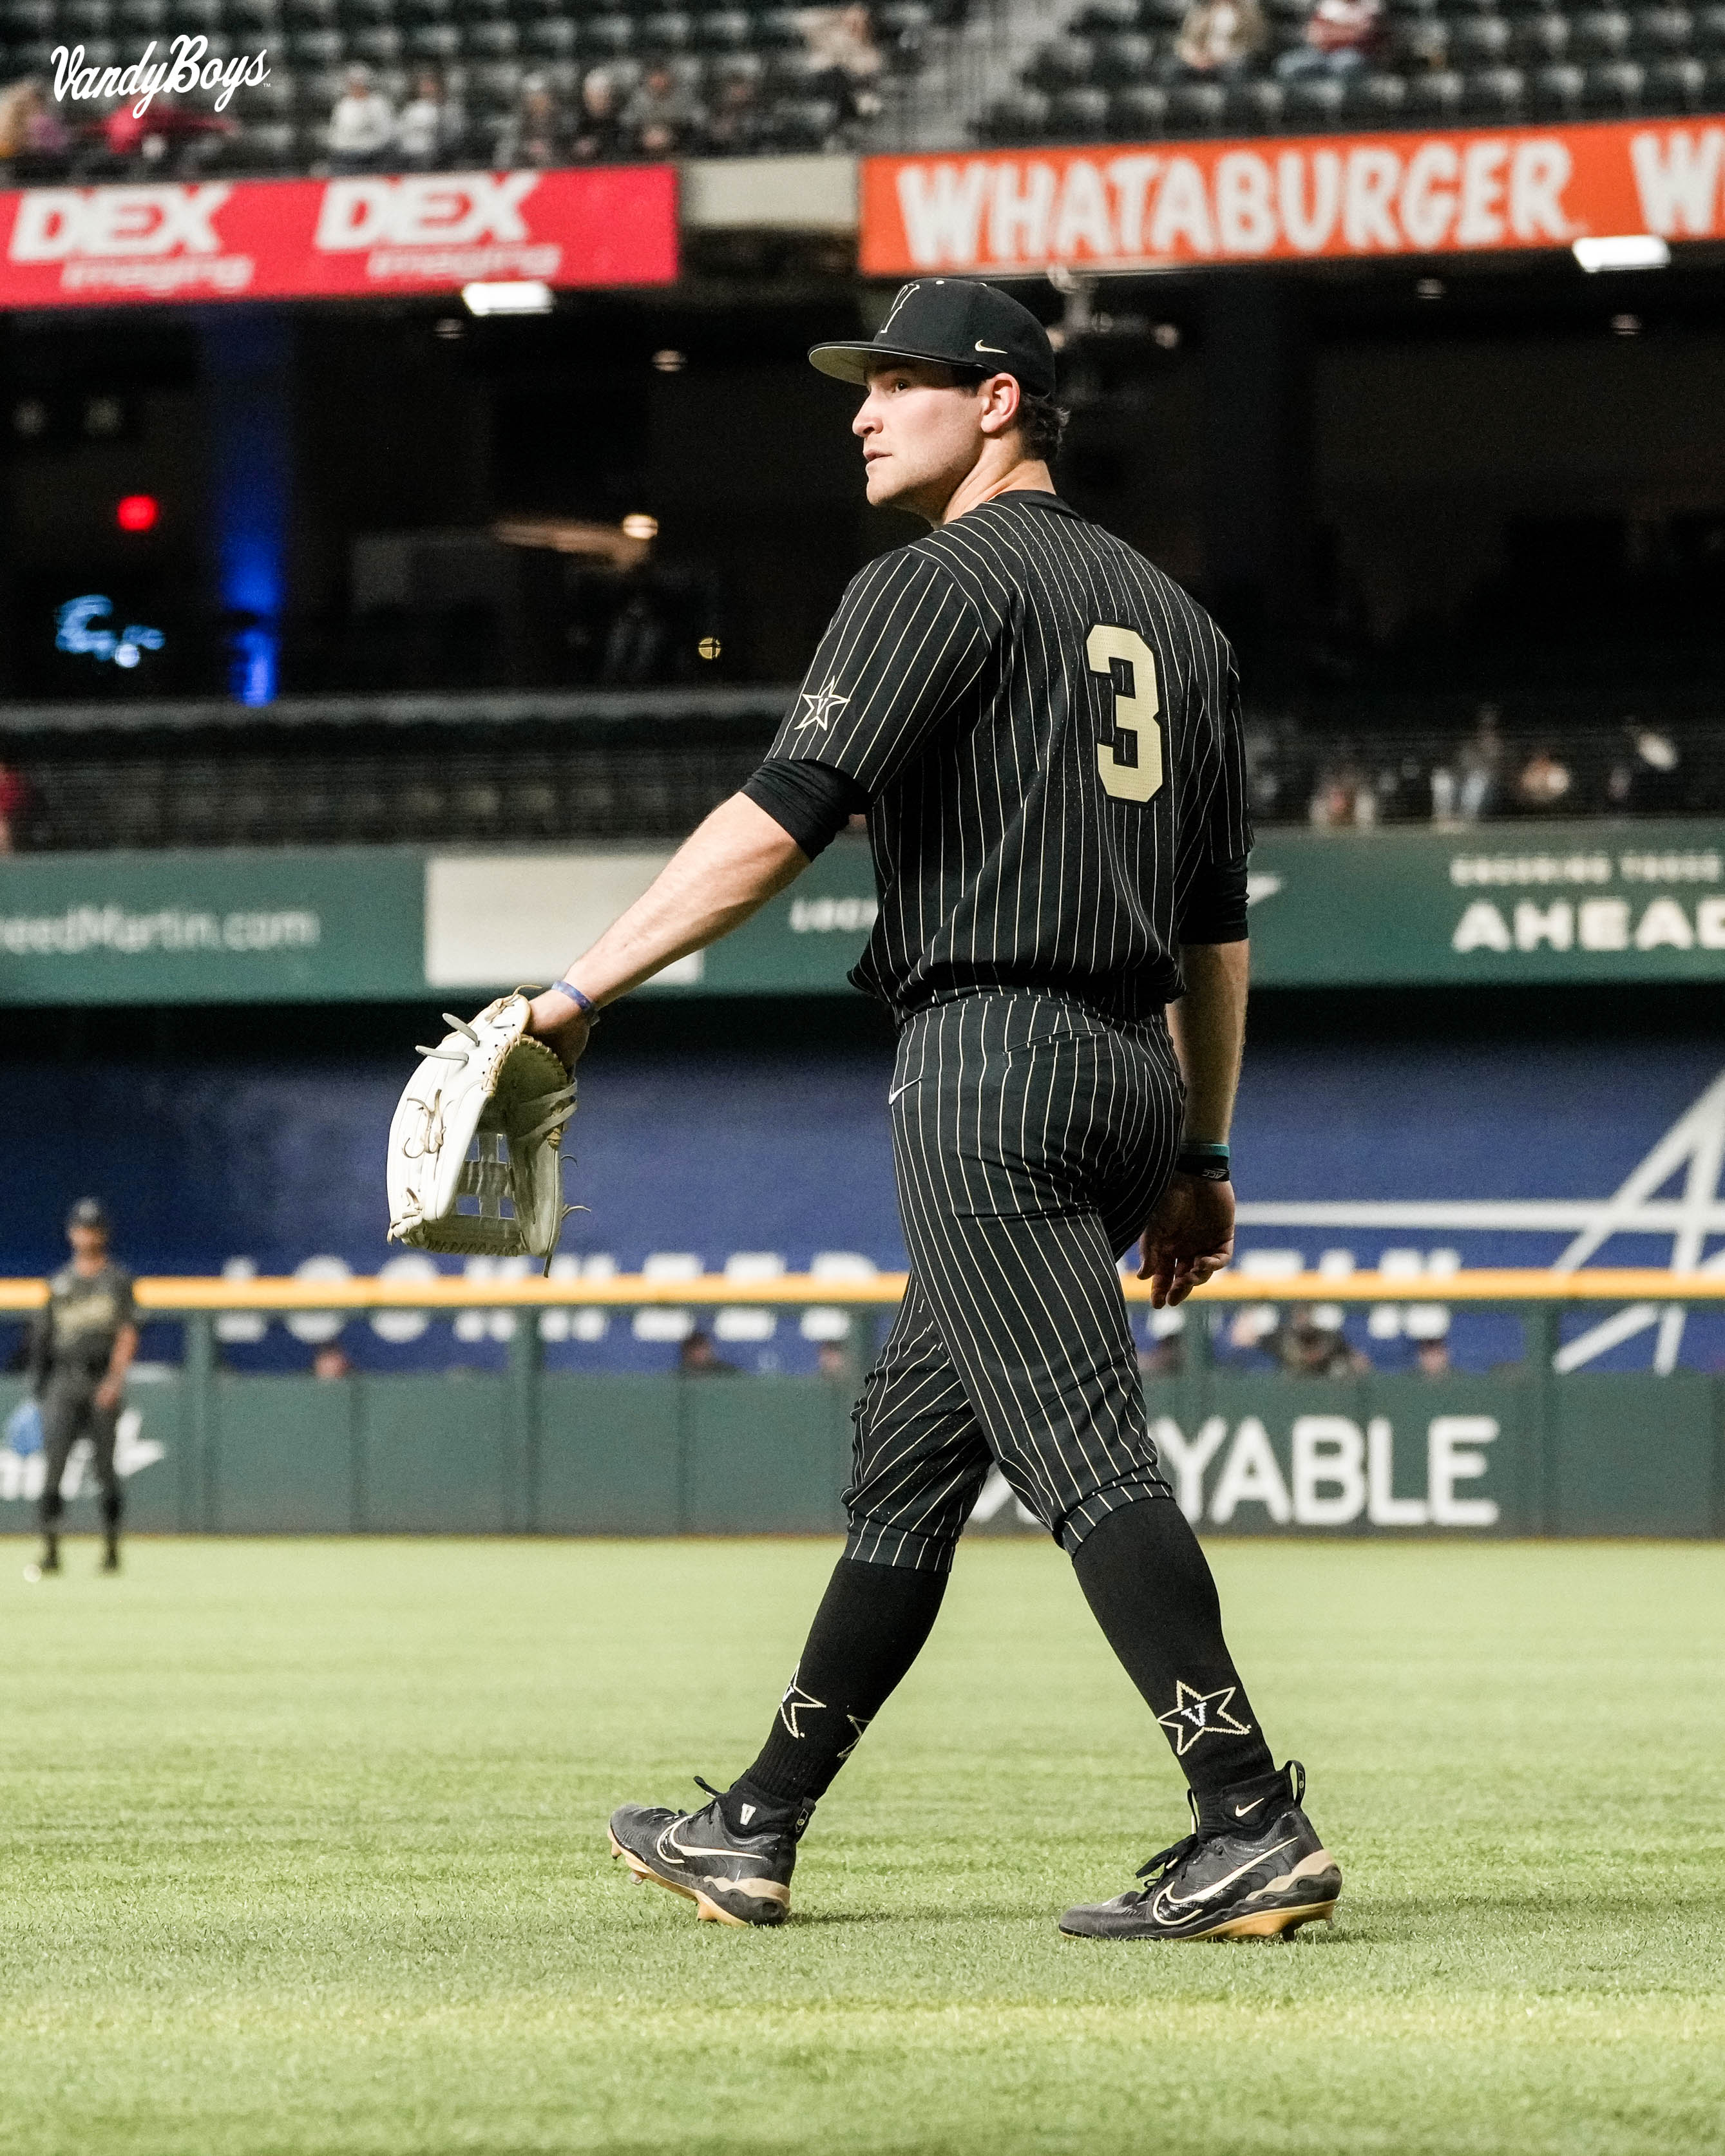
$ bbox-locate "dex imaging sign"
[0,166,677,306]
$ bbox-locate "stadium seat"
[1511,11,1570,61]
[228,0,278,27]
[64,0,113,33]
[464,19,518,57]
[1406,63,1465,109]
[640,12,696,50]
[524,17,575,55]
[1282,72,1347,122]
[1050,83,1110,135]
[285,0,336,23]
[1094,28,1156,77]
[351,24,403,62]
[1108,80,1169,132]
[408,20,459,56]
[1583,53,1646,99]
[1530,58,1587,108]
[978,86,1051,141]
[1632,5,1694,50]
[1700,1,1725,42]
[1226,75,1286,126]
[759,93,839,147]
[115,0,168,30]
[583,12,634,55]
[1572,7,1633,53]
[1348,68,1409,115]
[750,7,805,48]
[1024,35,1096,88]
[1167,77,1228,127]
[1069,0,1136,29]
[1466,62,1527,111]
[1450,13,1512,63]
[291,26,345,64]
[696,10,751,51]
[1139,0,1187,27]
[1648,48,1707,94]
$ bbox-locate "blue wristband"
[548,979,601,1024]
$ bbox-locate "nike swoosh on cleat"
[1154,1838,1301,1919]
[1233,1798,1267,1819]
[659,1820,763,1868]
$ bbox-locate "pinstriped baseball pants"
[845,992,1183,1573]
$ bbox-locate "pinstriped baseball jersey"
[767,491,1249,1022]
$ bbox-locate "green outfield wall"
[3,820,1724,1003]
[4,1366,1719,1540]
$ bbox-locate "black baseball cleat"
[1059,1761,1340,1942]
[607,1778,812,1927]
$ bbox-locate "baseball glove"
[386,990,578,1269]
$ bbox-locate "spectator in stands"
[1308,755,1377,827]
[1229,1305,1369,1376]
[396,71,463,171]
[815,1342,850,1379]
[0,79,72,179]
[703,73,765,155]
[313,1345,352,1379]
[1456,706,1503,822]
[1275,0,1383,78]
[572,70,626,162]
[0,758,26,852]
[1513,748,1572,813]
[1415,1336,1452,1379]
[1168,0,1267,80]
[623,62,705,156]
[498,76,570,169]
[679,1330,738,1376]
[327,66,395,174]
[93,96,234,177]
[799,4,885,122]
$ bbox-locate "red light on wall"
[116,494,158,533]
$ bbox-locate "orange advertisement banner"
[861,120,1724,275]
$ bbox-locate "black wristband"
[1176,1141,1231,1182]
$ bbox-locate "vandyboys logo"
[51,33,270,118]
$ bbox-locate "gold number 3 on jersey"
[1085,625,1165,805]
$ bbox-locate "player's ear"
[978,372,1022,439]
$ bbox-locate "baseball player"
[526,279,1339,1941]
[26,1198,137,1576]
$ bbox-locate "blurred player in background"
[26,1199,137,1578]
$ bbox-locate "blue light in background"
[199,305,291,706]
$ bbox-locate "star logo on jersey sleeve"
[1156,1680,1253,1757]
[777,1669,826,1740]
[797,678,851,733]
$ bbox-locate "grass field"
[2,1533,1722,2156]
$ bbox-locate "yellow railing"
[3,1267,1724,1314]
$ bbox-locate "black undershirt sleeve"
[743,757,871,861]
[1179,852,1250,944]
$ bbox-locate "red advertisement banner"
[861,120,1724,275]
[0,164,678,307]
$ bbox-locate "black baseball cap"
[67,1198,109,1233]
[809,279,1057,400]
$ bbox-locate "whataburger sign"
[0,165,677,305]
[861,118,1724,273]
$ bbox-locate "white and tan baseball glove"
[386,990,577,1268]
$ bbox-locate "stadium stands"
[984,0,1725,144]
[0,0,947,174]
[2,693,1720,849]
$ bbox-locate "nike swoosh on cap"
[975,341,1005,353]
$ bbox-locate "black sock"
[1071,1499,1277,1804]
[724,1557,948,1827]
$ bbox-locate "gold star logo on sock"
[1156,1680,1253,1757]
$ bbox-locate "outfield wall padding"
[2,1370,1719,1539]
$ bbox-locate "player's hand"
[1138,1173,1235,1309]
[526,990,592,1072]
[94,1376,122,1412]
